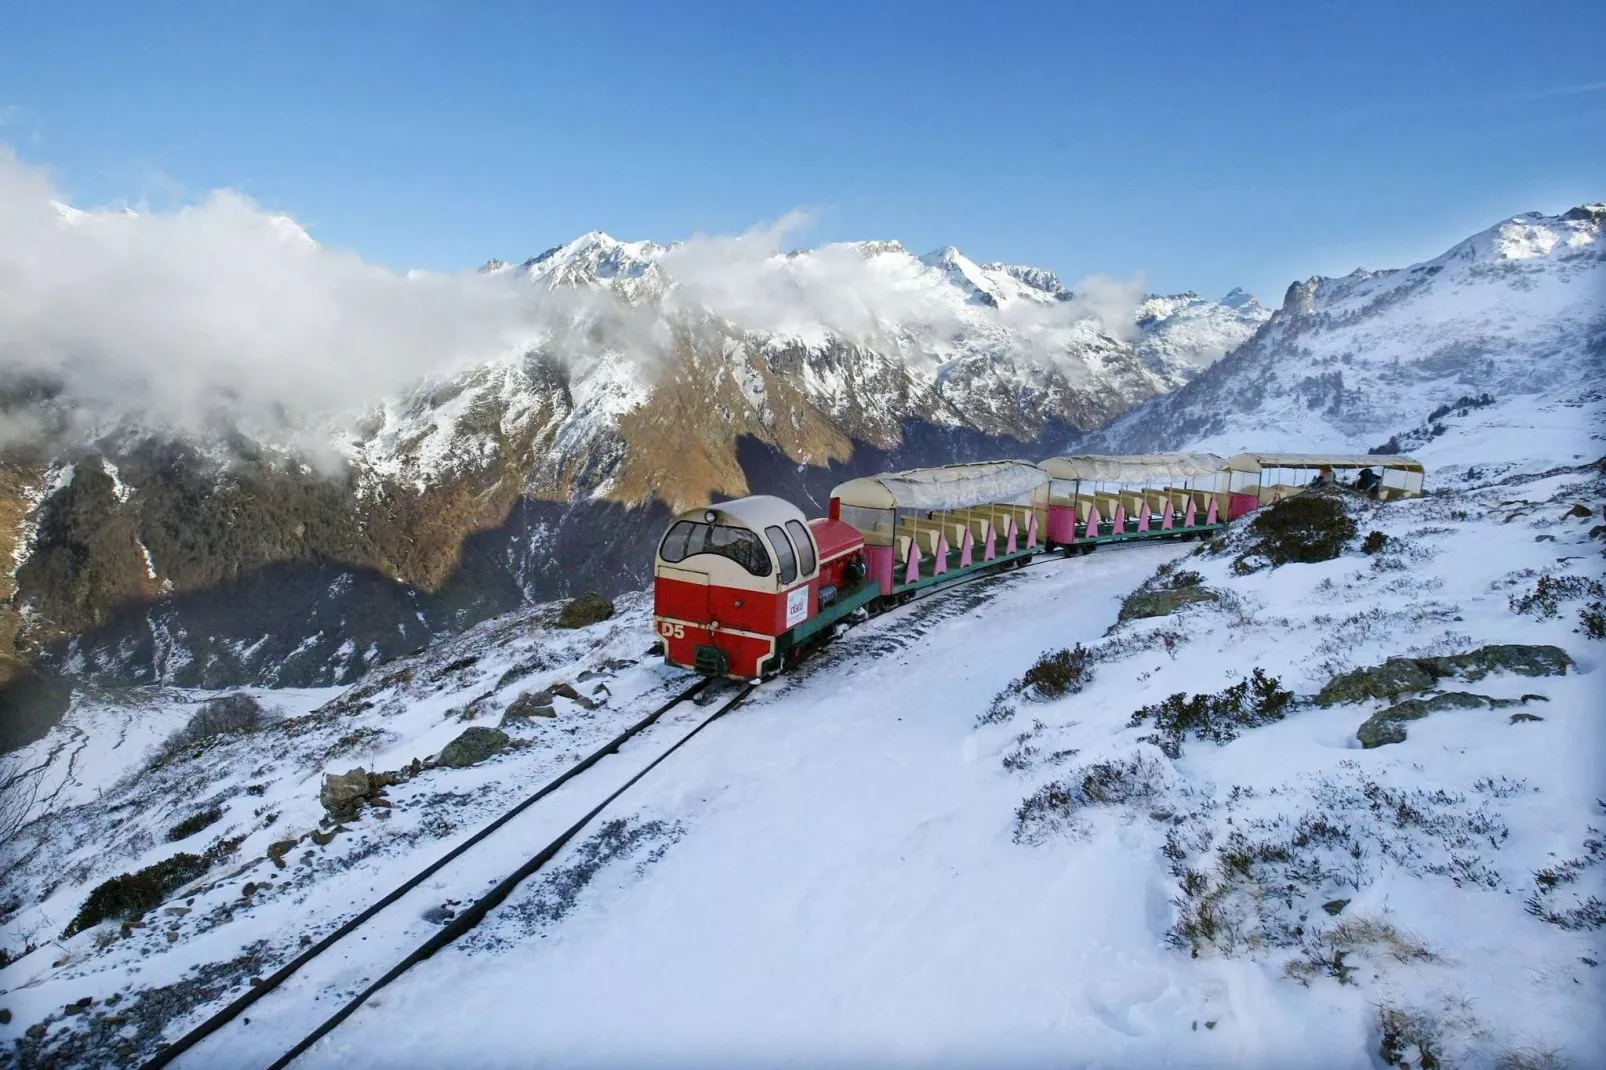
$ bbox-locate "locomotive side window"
[785,520,816,576]
[765,525,797,585]
[659,521,773,577]
[659,521,695,562]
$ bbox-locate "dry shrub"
[162,693,268,757]
[1014,753,1168,844]
[1128,668,1294,757]
[1019,644,1095,700]
[1232,490,1358,574]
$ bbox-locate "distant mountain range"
[1087,203,1605,455]
[2,203,1599,743]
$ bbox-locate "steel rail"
[263,682,756,1069]
[141,678,710,1070]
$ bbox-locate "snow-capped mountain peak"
[1089,201,1605,456]
[1219,286,1260,310]
[1130,289,1272,386]
[518,229,672,301]
[914,245,1073,310]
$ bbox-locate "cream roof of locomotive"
[1225,452,1423,473]
[831,460,1048,511]
[671,494,811,534]
[1037,453,1228,483]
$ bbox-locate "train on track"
[653,451,1426,681]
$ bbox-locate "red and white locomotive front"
[653,495,859,680]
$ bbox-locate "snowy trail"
[252,544,1333,1069]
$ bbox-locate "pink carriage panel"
[1160,499,1174,530]
[1112,505,1126,532]
[1047,505,1078,544]
[1083,506,1101,541]
[1026,511,1038,548]
[1005,515,1018,555]
[865,543,896,596]
[983,526,997,561]
[1137,503,1151,532]
[1228,492,1259,519]
[958,527,974,568]
[1184,498,1197,527]
[933,532,950,575]
[903,539,921,585]
[1206,498,1219,525]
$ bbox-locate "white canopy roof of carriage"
[1225,453,1424,473]
[1036,453,1228,483]
[672,494,809,533]
[831,461,1048,511]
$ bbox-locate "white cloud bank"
[0,147,556,448]
[0,146,1145,454]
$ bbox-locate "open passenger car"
[828,461,1050,600]
[1037,453,1229,549]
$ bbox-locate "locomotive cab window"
[765,525,797,585]
[785,519,816,576]
[659,520,772,577]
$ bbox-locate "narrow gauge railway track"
[143,533,1174,1068]
[262,682,754,1070]
[141,678,749,1070]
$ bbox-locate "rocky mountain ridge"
[1087,203,1605,455]
[0,228,1264,734]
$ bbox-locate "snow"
[339,227,1258,496]
[1091,205,1605,458]
[9,462,75,579]
[4,397,1601,1068]
[1132,290,1270,387]
[3,210,1604,1069]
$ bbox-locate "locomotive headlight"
[704,510,717,523]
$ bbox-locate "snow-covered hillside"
[0,216,1268,703]
[365,231,1266,502]
[4,415,1601,1068]
[1087,204,1605,457]
[1134,288,1270,387]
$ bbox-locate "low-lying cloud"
[659,210,1146,353]
[0,147,560,449]
[0,146,1146,457]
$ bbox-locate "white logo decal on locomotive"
[785,586,809,628]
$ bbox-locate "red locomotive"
[652,495,873,680]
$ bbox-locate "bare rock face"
[1319,644,1573,707]
[1317,659,1439,706]
[557,593,615,629]
[1355,691,1550,748]
[319,768,372,817]
[437,726,509,768]
[501,692,558,724]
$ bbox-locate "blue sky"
[2,1,1602,302]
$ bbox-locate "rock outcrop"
[436,726,509,768]
[557,593,615,629]
[319,769,372,818]
[1355,692,1550,748]
[1317,644,1572,707]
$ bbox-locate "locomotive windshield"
[659,520,773,577]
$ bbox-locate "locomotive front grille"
[693,645,729,676]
